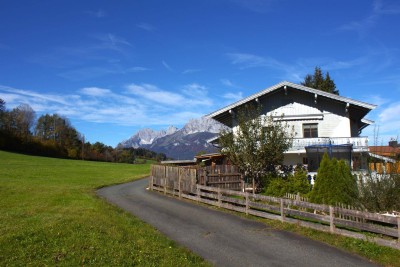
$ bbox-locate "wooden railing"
[149,174,400,250]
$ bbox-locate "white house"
[206,81,376,175]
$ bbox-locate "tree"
[310,153,358,205]
[34,113,82,158]
[8,103,36,140]
[301,67,339,95]
[0,98,6,130]
[218,103,294,190]
[0,98,5,113]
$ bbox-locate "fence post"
[149,176,153,191]
[397,216,400,242]
[178,171,182,199]
[217,188,221,208]
[197,186,200,203]
[280,198,285,222]
[245,192,249,215]
[164,178,167,195]
[329,206,335,234]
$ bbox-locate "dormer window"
[303,123,318,138]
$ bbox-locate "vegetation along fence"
[149,165,400,250]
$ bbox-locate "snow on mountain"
[181,117,223,135]
[118,117,226,159]
[119,126,177,148]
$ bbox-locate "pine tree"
[310,152,358,205]
[301,67,339,95]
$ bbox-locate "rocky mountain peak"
[182,117,224,135]
[118,116,226,159]
[166,125,178,135]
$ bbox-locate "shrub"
[264,166,311,197]
[358,172,400,212]
[310,152,358,205]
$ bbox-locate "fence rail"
[149,165,400,250]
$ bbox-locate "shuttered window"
[303,123,318,138]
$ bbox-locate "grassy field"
[0,150,208,266]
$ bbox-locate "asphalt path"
[97,178,378,267]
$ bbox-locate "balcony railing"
[289,137,369,152]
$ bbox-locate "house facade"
[206,81,376,174]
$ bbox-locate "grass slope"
[0,151,208,266]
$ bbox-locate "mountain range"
[118,117,226,159]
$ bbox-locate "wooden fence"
[198,165,243,190]
[150,165,197,196]
[149,168,400,250]
[154,164,243,190]
[285,192,309,202]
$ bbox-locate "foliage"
[0,98,5,113]
[288,167,311,194]
[265,177,287,197]
[310,153,358,205]
[301,67,339,95]
[0,150,207,266]
[265,166,310,197]
[358,172,400,212]
[219,103,294,189]
[2,103,36,141]
[0,100,166,163]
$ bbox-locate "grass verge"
[0,150,208,266]
[198,200,400,266]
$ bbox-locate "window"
[303,123,318,138]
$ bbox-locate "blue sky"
[1,0,399,147]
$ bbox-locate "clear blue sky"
[1,0,399,147]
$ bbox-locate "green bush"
[265,177,288,197]
[310,152,358,205]
[287,167,310,195]
[358,172,400,212]
[264,166,311,197]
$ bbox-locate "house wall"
[231,89,353,139]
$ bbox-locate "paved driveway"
[97,178,377,267]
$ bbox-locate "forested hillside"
[0,99,166,163]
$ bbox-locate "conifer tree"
[310,152,358,205]
[302,67,339,95]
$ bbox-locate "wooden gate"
[198,165,243,191]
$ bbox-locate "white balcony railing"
[289,137,369,152]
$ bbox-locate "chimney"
[388,140,398,148]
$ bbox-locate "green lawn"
[0,150,208,266]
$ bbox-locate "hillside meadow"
[0,150,208,266]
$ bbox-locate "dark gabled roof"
[207,81,376,127]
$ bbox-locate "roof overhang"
[206,81,377,127]
[161,159,196,165]
[368,153,396,163]
[360,118,375,132]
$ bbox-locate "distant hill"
[118,117,226,159]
